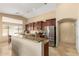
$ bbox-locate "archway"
[58,18,76,48]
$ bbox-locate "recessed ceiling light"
[44,3,47,5]
[15,12,19,14]
[26,10,31,13]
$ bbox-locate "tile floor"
[49,42,79,56]
[0,42,79,56]
[0,42,11,56]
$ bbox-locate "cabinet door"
[46,18,56,26]
[25,24,29,31]
[37,21,44,30]
[25,23,34,31]
[25,24,27,31]
[30,23,34,30]
[32,22,35,30]
[28,24,30,31]
[42,21,46,30]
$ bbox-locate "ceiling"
[0,3,59,18]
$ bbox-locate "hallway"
[49,42,79,56]
[49,19,79,56]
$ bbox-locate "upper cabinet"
[46,18,56,26]
[29,23,34,30]
[33,22,37,30]
[25,24,29,31]
[25,23,33,31]
[36,21,44,30]
[25,18,56,31]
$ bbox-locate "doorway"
[56,18,79,55]
[58,19,76,48]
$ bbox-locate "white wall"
[76,20,79,52]
[76,5,79,52]
[27,11,55,24]
[56,3,78,20]
[56,4,79,51]
[0,15,3,42]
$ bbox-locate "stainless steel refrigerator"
[45,26,56,47]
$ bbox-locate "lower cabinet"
[44,42,49,56]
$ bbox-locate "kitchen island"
[12,36,49,56]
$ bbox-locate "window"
[2,17,23,36]
[2,24,9,36]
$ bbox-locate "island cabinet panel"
[12,36,49,56]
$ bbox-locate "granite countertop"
[23,35,49,43]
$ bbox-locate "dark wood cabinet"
[36,21,44,30]
[33,21,44,30]
[44,42,49,56]
[25,24,29,31]
[33,22,37,30]
[42,22,46,27]
[29,23,34,30]
[46,18,56,26]
[33,22,35,30]
[25,23,34,31]
[25,18,56,31]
